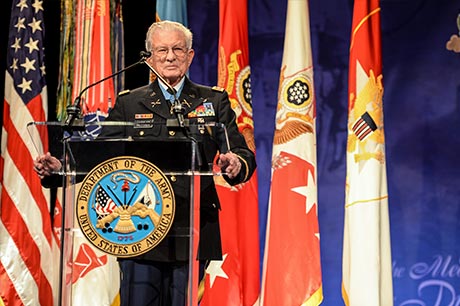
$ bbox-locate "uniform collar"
[139,78,206,119]
[158,77,185,101]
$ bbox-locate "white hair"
[145,20,193,51]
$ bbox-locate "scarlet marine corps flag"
[261,0,322,305]
[342,0,393,305]
[200,0,260,305]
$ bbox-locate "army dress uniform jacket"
[99,77,256,262]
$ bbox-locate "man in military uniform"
[34,20,256,306]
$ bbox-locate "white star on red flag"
[206,253,229,287]
[291,168,317,215]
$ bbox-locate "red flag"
[67,243,107,284]
[0,0,57,305]
[342,0,393,304]
[200,0,260,305]
[261,0,322,305]
[57,1,121,305]
[72,0,115,117]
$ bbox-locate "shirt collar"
[158,77,185,101]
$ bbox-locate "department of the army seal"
[76,156,175,258]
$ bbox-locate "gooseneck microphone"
[64,51,151,130]
[142,58,186,128]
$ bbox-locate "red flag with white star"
[200,0,260,305]
[261,0,322,305]
[263,152,321,305]
[68,243,107,285]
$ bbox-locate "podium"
[27,121,229,306]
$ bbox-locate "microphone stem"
[65,53,149,130]
[76,59,145,108]
[143,61,186,128]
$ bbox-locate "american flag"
[94,186,117,216]
[0,0,57,305]
[352,111,377,141]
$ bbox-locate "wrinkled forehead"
[147,29,191,51]
[151,29,186,44]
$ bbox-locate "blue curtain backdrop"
[188,0,460,305]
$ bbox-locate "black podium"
[27,121,228,306]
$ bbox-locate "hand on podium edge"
[34,152,62,179]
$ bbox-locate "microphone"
[64,51,151,130]
[142,60,186,128]
[139,51,151,58]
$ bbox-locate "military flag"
[342,0,393,305]
[55,0,121,305]
[156,0,188,26]
[261,0,323,305]
[71,0,115,133]
[111,0,124,94]
[200,0,260,305]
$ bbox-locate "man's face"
[147,30,194,87]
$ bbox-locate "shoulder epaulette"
[118,89,130,96]
[211,86,225,92]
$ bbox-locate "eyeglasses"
[153,46,188,59]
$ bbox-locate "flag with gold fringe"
[200,0,260,305]
[342,0,393,305]
[261,0,322,305]
[55,0,123,305]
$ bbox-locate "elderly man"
[34,20,256,306]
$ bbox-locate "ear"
[187,48,195,64]
[146,55,155,67]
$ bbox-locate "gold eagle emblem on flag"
[347,69,385,165]
[274,67,314,144]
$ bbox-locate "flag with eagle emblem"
[342,0,393,305]
[261,0,323,305]
[200,0,260,305]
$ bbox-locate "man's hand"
[33,152,62,179]
[217,152,242,179]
